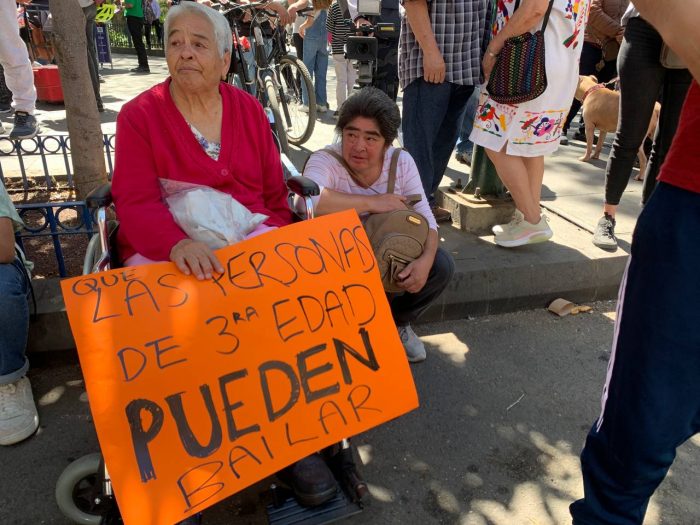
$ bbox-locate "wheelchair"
[54,153,368,525]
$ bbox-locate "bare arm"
[0,217,16,264]
[482,0,550,78]
[315,188,408,215]
[403,0,445,83]
[633,0,700,81]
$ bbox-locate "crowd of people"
[1,1,698,524]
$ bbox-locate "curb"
[27,214,627,353]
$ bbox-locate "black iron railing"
[1,133,115,277]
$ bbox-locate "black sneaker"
[592,213,617,251]
[0,101,11,114]
[9,111,38,140]
[130,66,150,74]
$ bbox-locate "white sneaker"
[494,212,553,247]
[398,324,426,363]
[492,209,524,235]
[300,105,310,113]
[317,104,329,113]
[0,377,39,446]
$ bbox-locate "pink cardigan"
[111,79,292,263]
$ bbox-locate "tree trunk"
[48,0,107,200]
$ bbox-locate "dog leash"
[582,83,606,104]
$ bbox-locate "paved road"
[2,301,698,524]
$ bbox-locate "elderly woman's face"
[166,14,230,92]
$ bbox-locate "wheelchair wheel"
[278,55,316,145]
[264,77,290,155]
[55,453,110,524]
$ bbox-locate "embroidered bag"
[486,0,554,105]
[312,148,429,293]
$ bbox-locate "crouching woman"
[303,87,454,363]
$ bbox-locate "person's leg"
[126,16,149,70]
[315,38,328,108]
[522,155,545,208]
[345,58,357,100]
[0,0,36,115]
[564,42,603,135]
[640,68,692,204]
[292,32,304,61]
[144,22,152,50]
[402,79,453,206]
[0,64,12,113]
[302,38,318,106]
[486,149,540,223]
[571,182,700,525]
[390,247,454,363]
[82,4,102,110]
[456,86,480,158]
[155,20,163,47]
[598,58,618,84]
[0,258,37,446]
[604,18,664,213]
[332,54,345,109]
[0,260,29,382]
[389,247,455,325]
[429,84,472,197]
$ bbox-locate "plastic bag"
[160,179,268,249]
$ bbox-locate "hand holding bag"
[317,148,429,293]
[486,0,555,105]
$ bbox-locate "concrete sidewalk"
[8,55,644,351]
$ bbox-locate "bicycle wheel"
[278,55,316,145]
[264,76,290,155]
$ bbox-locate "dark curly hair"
[336,87,401,144]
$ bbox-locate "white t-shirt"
[303,143,438,231]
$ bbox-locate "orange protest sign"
[61,210,419,525]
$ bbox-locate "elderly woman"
[303,87,455,363]
[111,2,338,516]
[470,0,591,247]
[112,1,291,278]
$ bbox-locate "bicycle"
[221,2,317,153]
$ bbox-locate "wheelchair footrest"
[266,486,363,525]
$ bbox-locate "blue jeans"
[402,79,474,205]
[570,182,700,525]
[0,258,30,385]
[302,10,328,107]
[456,86,480,156]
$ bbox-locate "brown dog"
[575,75,660,180]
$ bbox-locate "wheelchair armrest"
[86,183,113,209]
[287,176,320,197]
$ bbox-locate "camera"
[344,36,377,62]
[343,0,397,87]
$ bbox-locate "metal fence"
[1,134,116,277]
[107,13,165,51]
